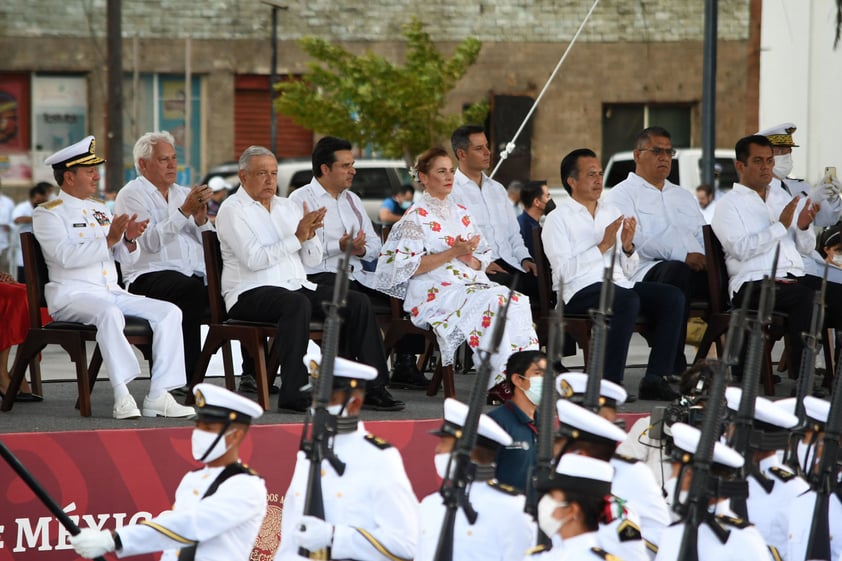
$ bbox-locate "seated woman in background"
[0,271,42,401]
[375,147,538,387]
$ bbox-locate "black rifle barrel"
[785,264,827,475]
[298,241,353,559]
[805,331,842,560]
[433,279,517,561]
[0,441,107,561]
[583,244,616,411]
[728,244,778,519]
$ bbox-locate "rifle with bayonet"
[528,288,564,545]
[785,264,828,476]
[804,338,842,560]
[433,278,517,561]
[673,280,752,561]
[727,244,779,520]
[583,244,616,412]
[297,241,353,559]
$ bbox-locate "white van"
[603,148,738,194]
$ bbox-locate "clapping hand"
[295,203,326,243]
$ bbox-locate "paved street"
[0,333,795,434]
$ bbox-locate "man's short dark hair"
[520,180,547,209]
[30,183,50,199]
[560,148,597,194]
[635,126,672,149]
[451,124,486,156]
[392,182,414,197]
[696,183,713,197]
[505,350,546,385]
[312,136,352,177]
[735,135,772,164]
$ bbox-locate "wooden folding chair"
[695,224,786,395]
[1,232,153,416]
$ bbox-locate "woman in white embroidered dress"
[375,147,538,386]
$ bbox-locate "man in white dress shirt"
[70,383,267,561]
[711,134,817,380]
[449,125,538,301]
[215,145,324,412]
[289,136,410,405]
[605,127,708,377]
[115,131,213,384]
[543,148,683,400]
[33,136,194,419]
[0,179,13,274]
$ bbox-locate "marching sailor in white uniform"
[70,383,268,560]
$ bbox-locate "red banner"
[0,413,646,560]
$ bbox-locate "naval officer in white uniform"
[33,136,194,419]
[69,383,267,560]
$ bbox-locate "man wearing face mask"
[488,350,546,495]
[416,398,535,561]
[757,123,842,228]
[517,180,555,261]
[70,383,267,561]
[278,349,419,561]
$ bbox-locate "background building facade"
[0,0,754,197]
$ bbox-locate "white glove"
[69,528,116,558]
[293,515,334,551]
[810,178,842,203]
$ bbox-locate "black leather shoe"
[238,374,279,395]
[170,384,191,398]
[277,396,310,413]
[638,377,680,401]
[363,389,405,411]
[390,354,429,390]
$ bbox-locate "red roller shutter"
[234,75,312,159]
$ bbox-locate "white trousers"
[51,290,186,392]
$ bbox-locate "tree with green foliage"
[275,18,488,163]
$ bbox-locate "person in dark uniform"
[70,383,267,560]
[488,350,546,495]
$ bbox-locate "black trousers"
[642,260,708,372]
[229,282,389,403]
[565,281,684,384]
[307,272,392,385]
[732,278,815,379]
[802,274,842,330]
[128,270,207,379]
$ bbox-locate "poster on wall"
[31,76,87,155]
[0,73,32,186]
[158,75,201,186]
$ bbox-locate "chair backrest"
[19,232,50,329]
[531,225,553,320]
[201,230,229,323]
[702,224,730,313]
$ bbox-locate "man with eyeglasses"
[605,126,707,393]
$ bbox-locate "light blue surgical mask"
[400,200,412,210]
[523,376,543,405]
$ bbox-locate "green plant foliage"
[275,18,488,163]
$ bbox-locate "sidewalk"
[0,333,794,434]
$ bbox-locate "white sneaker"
[113,394,141,420]
[142,392,196,418]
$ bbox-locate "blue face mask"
[400,200,412,210]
